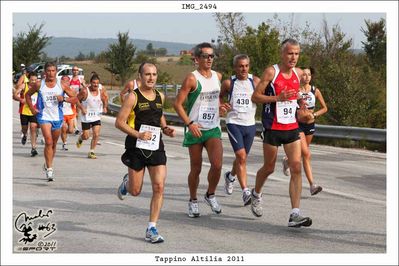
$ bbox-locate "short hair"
[193,42,213,57]
[138,62,157,75]
[281,38,300,52]
[90,74,100,82]
[44,62,57,70]
[233,54,250,67]
[28,71,37,78]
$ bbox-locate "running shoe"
[288,213,312,227]
[21,134,27,145]
[74,129,80,135]
[250,189,263,217]
[62,143,69,151]
[145,227,164,244]
[117,174,128,200]
[46,168,54,182]
[30,148,38,157]
[204,193,222,214]
[242,189,252,206]
[310,184,323,196]
[223,171,235,195]
[88,151,97,159]
[40,138,45,145]
[76,137,83,148]
[188,200,200,218]
[282,157,290,176]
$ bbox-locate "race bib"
[31,94,38,106]
[198,105,218,128]
[136,124,161,151]
[85,107,101,122]
[233,91,251,113]
[276,100,297,124]
[44,94,58,108]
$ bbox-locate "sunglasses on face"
[72,69,79,71]
[200,53,215,59]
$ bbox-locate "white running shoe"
[46,168,54,181]
[188,200,200,218]
[310,184,323,196]
[204,194,222,214]
[242,189,252,206]
[223,171,235,195]
[282,157,290,176]
[250,189,263,217]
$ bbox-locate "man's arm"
[25,80,40,115]
[59,82,78,104]
[101,89,108,114]
[173,73,202,137]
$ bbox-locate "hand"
[81,108,87,115]
[139,131,152,141]
[31,108,39,115]
[162,126,176,138]
[20,98,26,104]
[277,88,296,101]
[188,122,202,138]
[219,103,231,116]
[57,95,64,102]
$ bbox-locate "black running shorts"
[262,129,300,146]
[121,148,167,171]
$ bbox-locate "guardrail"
[107,95,386,143]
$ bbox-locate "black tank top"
[125,88,164,150]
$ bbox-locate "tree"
[361,18,386,70]
[75,51,86,61]
[213,13,247,44]
[13,23,52,71]
[104,31,136,86]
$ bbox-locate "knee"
[190,166,202,177]
[152,182,164,195]
[236,154,247,166]
[290,160,302,175]
[67,127,74,134]
[302,150,311,161]
[81,133,89,140]
[45,139,53,147]
[130,187,141,196]
[259,164,274,177]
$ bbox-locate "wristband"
[186,120,194,127]
[63,96,66,102]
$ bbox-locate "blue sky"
[13,12,384,49]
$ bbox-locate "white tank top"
[37,79,64,121]
[299,85,316,110]
[188,70,221,130]
[226,74,257,126]
[81,88,103,122]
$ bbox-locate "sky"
[13,12,384,49]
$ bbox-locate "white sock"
[90,149,94,153]
[291,208,300,216]
[252,189,261,198]
[148,222,156,230]
[242,187,250,193]
[229,172,236,181]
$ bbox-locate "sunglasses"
[200,53,215,59]
[72,69,79,71]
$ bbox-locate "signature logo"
[14,209,57,252]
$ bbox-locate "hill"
[43,37,195,58]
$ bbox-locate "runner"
[75,74,107,159]
[13,70,40,156]
[120,78,141,104]
[70,65,85,135]
[220,54,260,205]
[251,39,312,227]
[283,67,328,195]
[174,42,230,217]
[115,62,176,243]
[25,62,78,181]
[60,75,76,151]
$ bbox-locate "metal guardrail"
[107,95,386,143]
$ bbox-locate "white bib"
[198,104,218,128]
[232,90,251,113]
[136,124,161,151]
[276,100,297,124]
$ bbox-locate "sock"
[291,208,300,216]
[206,192,215,198]
[252,189,261,198]
[190,198,197,202]
[242,187,250,193]
[90,149,94,153]
[148,222,156,230]
[228,172,236,181]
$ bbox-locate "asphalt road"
[10,102,387,263]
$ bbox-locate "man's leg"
[41,123,54,168]
[233,148,248,189]
[147,165,166,224]
[90,125,101,151]
[187,144,203,200]
[203,138,223,194]
[283,139,302,209]
[29,122,38,149]
[254,143,278,194]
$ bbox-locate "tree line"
[13,14,386,129]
